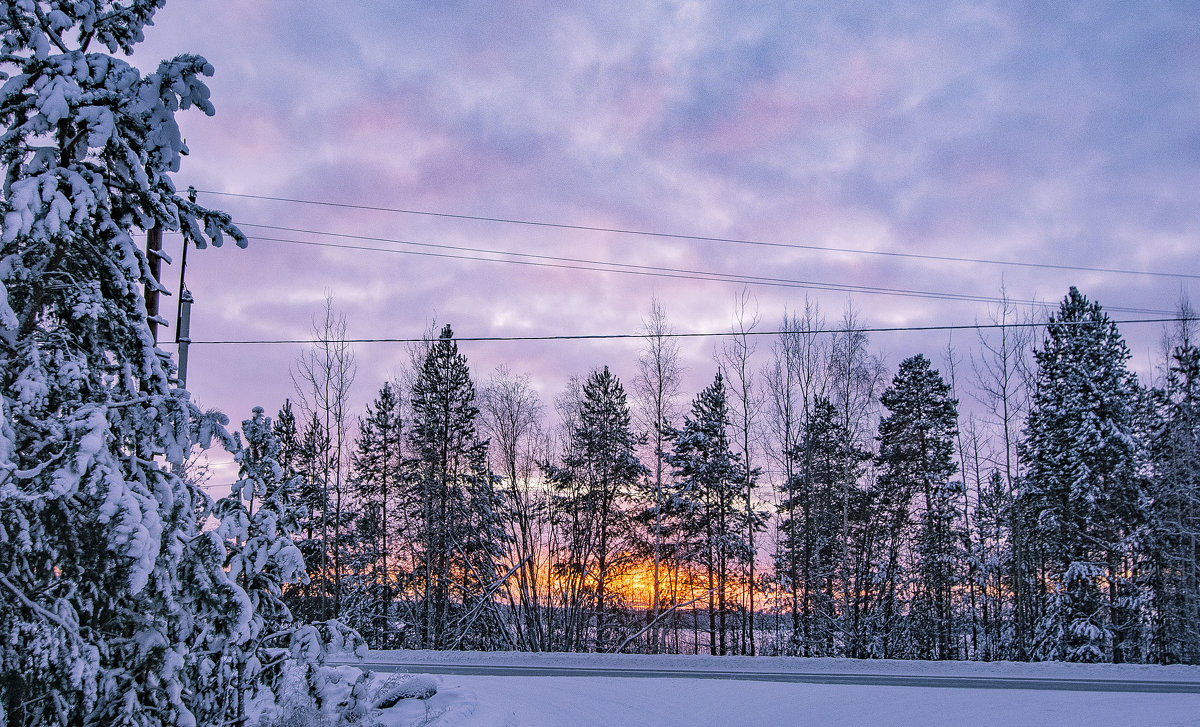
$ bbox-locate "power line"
[236,226,1043,308]
[169,316,1196,346]
[195,189,1200,282]
[182,225,1171,315]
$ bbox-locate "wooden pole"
[144,224,163,344]
[175,228,192,388]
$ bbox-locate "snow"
[345,651,1200,727]
[378,675,1200,727]
[375,675,439,707]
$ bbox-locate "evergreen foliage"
[667,372,759,656]
[406,324,505,649]
[1020,287,1143,662]
[0,3,251,724]
[1146,332,1200,662]
[776,396,869,656]
[235,287,1198,667]
[0,7,371,723]
[876,354,961,659]
[189,407,315,723]
[545,366,647,651]
[1,12,1191,686]
[972,469,1013,660]
[347,381,404,648]
[281,410,334,624]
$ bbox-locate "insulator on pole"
[177,288,193,388]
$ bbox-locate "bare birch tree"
[971,286,1036,657]
[765,299,831,653]
[633,298,683,652]
[481,365,552,650]
[827,303,886,656]
[291,292,357,618]
[717,289,766,655]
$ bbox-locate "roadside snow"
[354,651,1200,726]
[375,674,1200,727]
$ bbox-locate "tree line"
[273,288,1200,664]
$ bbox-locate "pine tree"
[826,308,887,659]
[275,400,301,481]
[282,411,333,624]
[407,324,505,649]
[187,407,363,725]
[545,366,647,651]
[777,396,869,656]
[200,408,311,722]
[0,4,248,725]
[349,381,404,648]
[667,372,760,656]
[972,469,1013,661]
[876,354,961,660]
[1147,330,1200,663]
[1020,287,1144,662]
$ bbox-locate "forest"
[3,2,1199,726]
[269,289,1200,666]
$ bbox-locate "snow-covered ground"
[380,675,1200,727]
[353,651,1200,727]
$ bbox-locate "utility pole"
[144,224,165,344]
[176,285,193,388]
[176,188,198,388]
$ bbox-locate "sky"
[127,1,1200,442]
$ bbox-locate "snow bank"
[378,674,1200,727]
[350,651,1200,727]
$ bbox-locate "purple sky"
[130,2,1200,435]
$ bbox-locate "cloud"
[128,0,1199,429]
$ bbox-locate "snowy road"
[347,653,1200,726]
[338,653,1200,694]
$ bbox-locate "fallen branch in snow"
[374,675,438,708]
[447,551,530,650]
[611,589,714,654]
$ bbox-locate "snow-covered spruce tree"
[283,410,334,625]
[1146,327,1200,663]
[545,366,647,652]
[0,3,254,726]
[348,380,404,648]
[274,399,301,484]
[407,325,506,650]
[187,407,363,725]
[876,354,961,660]
[776,396,869,656]
[826,308,887,659]
[1020,288,1144,663]
[666,371,756,656]
[972,469,1014,661]
[185,407,305,723]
